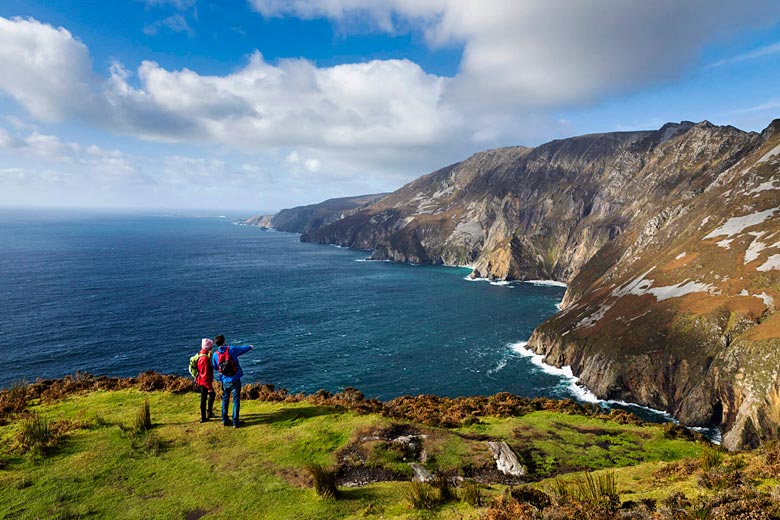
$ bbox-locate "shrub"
[696,468,742,490]
[510,485,551,510]
[659,491,690,517]
[549,471,618,510]
[431,473,454,503]
[143,433,164,457]
[305,463,339,499]
[134,399,152,433]
[654,458,700,480]
[460,480,484,507]
[19,412,57,457]
[481,495,542,520]
[700,445,724,471]
[406,481,438,510]
[0,379,28,418]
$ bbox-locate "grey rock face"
[409,463,434,483]
[256,120,780,448]
[241,193,388,235]
[486,441,526,477]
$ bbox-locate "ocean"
[1,209,673,422]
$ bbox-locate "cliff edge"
[249,119,780,448]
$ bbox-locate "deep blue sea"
[0,209,575,399]
[0,208,687,429]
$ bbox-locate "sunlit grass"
[0,388,719,519]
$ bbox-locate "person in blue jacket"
[212,334,254,428]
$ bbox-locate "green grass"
[0,389,716,519]
[457,411,701,477]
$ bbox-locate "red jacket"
[195,348,214,388]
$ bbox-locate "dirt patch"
[275,467,312,488]
[463,465,525,486]
[185,508,210,520]
[336,465,408,487]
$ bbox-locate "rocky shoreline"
[243,119,780,448]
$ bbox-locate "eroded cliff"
[249,120,780,448]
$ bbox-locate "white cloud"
[0,17,99,122]
[0,17,461,154]
[249,0,780,110]
[145,0,197,11]
[0,128,148,186]
[286,150,322,173]
[729,99,780,115]
[0,123,389,209]
[2,6,780,209]
[143,14,195,36]
[708,41,780,68]
[5,6,777,171]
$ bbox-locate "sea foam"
[523,280,568,288]
[510,341,600,403]
[508,340,706,435]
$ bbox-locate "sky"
[0,1,779,212]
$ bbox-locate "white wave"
[487,357,509,375]
[509,341,680,419]
[510,341,599,403]
[463,276,515,287]
[607,399,675,422]
[691,427,722,445]
[523,280,568,288]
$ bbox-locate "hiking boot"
[200,417,208,423]
[233,420,241,429]
[222,419,233,427]
[207,412,216,419]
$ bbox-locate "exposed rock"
[409,463,434,483]
[486,441,526,476]
[239,214,274,229]
[255,120,780,448]
[240,193,387,234]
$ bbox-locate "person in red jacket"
[196,338,216,422]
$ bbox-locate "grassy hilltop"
[1,373,780,519]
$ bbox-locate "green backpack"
[188,353,208,379]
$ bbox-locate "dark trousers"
[221,379,241,423]
[200,385,216,420]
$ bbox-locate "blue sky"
[0,1,779,211]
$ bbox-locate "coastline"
[241,224,722,439]
[509,339,722,443]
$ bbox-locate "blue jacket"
[212,345,253,383]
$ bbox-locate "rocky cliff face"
[241,193,387,234]
[528,120,780,449]
[259,120,780,448]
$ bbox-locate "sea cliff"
[245,119,780,448]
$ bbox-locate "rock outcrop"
[251,119,780,448]
[486,441,526,477]
[240,193,387,235]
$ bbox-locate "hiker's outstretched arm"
[232,345,253,356]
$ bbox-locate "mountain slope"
[241,193,387,234]
[258,120,780,448]
[529,120,780,450]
